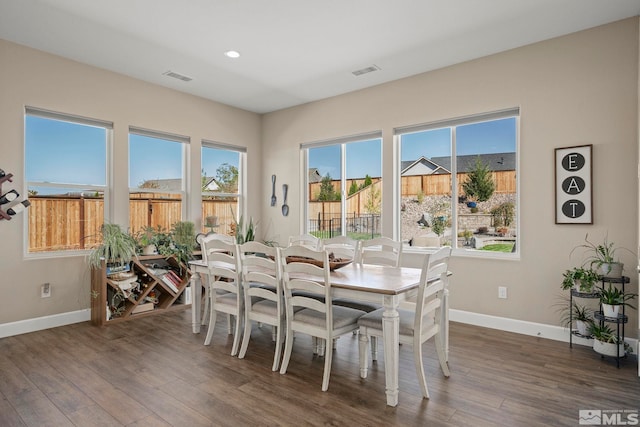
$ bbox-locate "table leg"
[382,294,400,407]
[191,272,202,334]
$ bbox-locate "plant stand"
[593,275,630,368]
[569,288,599,346]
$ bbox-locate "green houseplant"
[87,223,138,272]
[571,233,631,278]
[598,285,636,318]
[589,323,627,357]
[561,267,598,293]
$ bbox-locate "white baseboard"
[450,309,639,353]
[0,309,90,339]
[1,308,636,359]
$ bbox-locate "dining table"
[187,258,449,407]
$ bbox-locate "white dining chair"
[202,239,243,356]
[237,241,286,371]
[199,232,236,328]
[357,246,452,399]
[321,235,360,263]
[279,245,366,391]
[359,236,402,268]
[288,234,320,250]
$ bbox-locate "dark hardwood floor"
[1,310,638,426]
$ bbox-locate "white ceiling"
[1,0,639,114]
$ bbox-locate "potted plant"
[572,303,594,337]
[561,267,598,293]
[571,233,632,278]
[87,223,138,273]
[598,285,636,318]
[135,225,160,255]
[589,323,626,357]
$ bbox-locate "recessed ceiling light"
[224,50,240,59]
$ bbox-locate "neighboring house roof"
[429,152,516,173]
[401,156,450,176]
[308,168,323,183]
[202,177,219,191]
[138,178,183,192]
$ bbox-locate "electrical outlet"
[498,286,507,299]
[41,282,51,298]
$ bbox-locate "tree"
[360,174,373,190]
[348,180,359,196]
[215,163,238,193]
[461,157,495,202]
[364,185,381,214]
[317,173,339,201]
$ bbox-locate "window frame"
[24,107,112,259]
[395,108,520,259]
[128,127,190,233]
[302,131,383,239]
[201,140,246,234]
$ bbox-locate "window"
[129,128,188,235]
[25,108,111,255]
[303,132,382,240]
[397,109,519,256]
[201,141,245,236]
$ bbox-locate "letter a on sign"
[555,145,592,224]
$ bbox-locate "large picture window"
[303,132,382,240]
[398,109,519,256]
[201,141,245,236]
[25,108,111,255]
[129,128,188,235]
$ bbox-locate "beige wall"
[261,18,639,335]
[0,39,261,324]
[1,18,638,338]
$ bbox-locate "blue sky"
[26,115,515,193]
[26,116,239,193]
[309,117,516,180]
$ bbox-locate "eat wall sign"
[555,144,592,224]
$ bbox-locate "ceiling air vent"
[352,65,380,76]
[162,70,193,82]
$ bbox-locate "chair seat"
[332,298,381,313]
[358,307,434,336]
[294,306,366,328]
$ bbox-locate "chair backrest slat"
[359,236,402,267]
[414,247,451,336]
[281,245,331,320]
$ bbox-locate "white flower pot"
[593,339,624,357]
[602,303,620,318]
[143,244,158,255]
[576,320,590,336]
[599,262,623,278]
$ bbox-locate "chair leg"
[435,332,451,377]
[201,285,210,325]
[203,304,217,346]
[238,315,252,359]
[226,314,232,334]
[279,323,294,375]
[321,337,333,391]
[413,341,429,399]
[370,336,378,361]
[230,313,243,356]
[358,329,369,378]
[312,336,318,355]
[272,320,284,372]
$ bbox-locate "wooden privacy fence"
[402,171,515,197]
[311,171,515,200]
[27,196,237,252]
